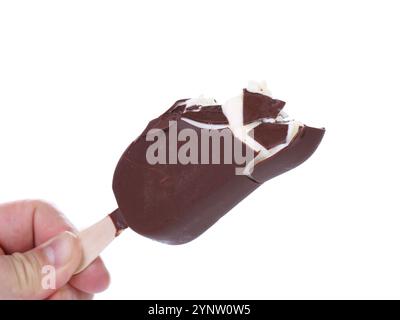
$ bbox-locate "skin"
[0,200,110,300]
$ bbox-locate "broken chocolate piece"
[243,89,285,124]
[253,123,288,150]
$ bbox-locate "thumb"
[0,231,82,300]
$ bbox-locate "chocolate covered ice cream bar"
[76,81,325,272]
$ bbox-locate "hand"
[0,200,110,300]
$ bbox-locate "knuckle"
[30,199,56,212]
[8,252,43,299]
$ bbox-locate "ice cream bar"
[110,81,325,244]
[75,81,324,273]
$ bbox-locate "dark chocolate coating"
[252,125,325,183]
[112,92,325,244]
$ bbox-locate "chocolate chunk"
[253,123,289,150]
[243,89,285,124]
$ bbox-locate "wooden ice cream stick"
[74,210,126,275]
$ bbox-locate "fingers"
[0,231,82,300]
[0,200,39,253]
[0,200,111,299]
[0,200,75,253]
[69,257,110,294]
[47,284,93,300]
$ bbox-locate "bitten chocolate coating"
[112,91,325,244]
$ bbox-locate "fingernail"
[42,231,77,269]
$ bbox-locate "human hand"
[0,200,110,300]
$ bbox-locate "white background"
[0,0,399,299]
